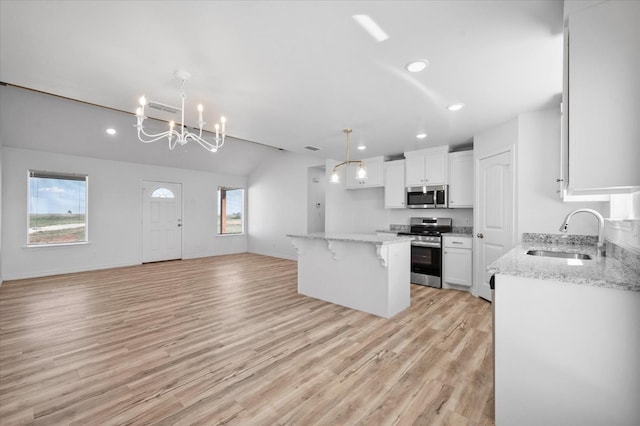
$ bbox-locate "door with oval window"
[142,180,182,263]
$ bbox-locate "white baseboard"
[2,261,139,281]
[248,248,297,261]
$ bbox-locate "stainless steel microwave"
[406,185,448,208]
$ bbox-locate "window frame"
[27,169,89,247]
[217,186,245,235]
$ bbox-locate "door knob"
[476,233,484,238]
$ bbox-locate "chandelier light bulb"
[135,107,143,117]
[197,104,203,112]
[356,164,368,181]
[330,170,341,184]
[139,96,147,106]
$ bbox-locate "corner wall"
[517,108,606,237]
[247,150,324,260]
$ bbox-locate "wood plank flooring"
[0,253,494,425]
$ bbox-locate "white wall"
[605,192,640,251]
[474,108,605,243]
[2,147,247,280]
[0,139,3,285]
[517,108,605,237]
[247,150,324,260]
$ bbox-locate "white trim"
[141,179,184,263]
[24,241,91,249]
[2,260,139,281]
[26,169,89,246]
[473,144,517,299]
[248,248,298,261]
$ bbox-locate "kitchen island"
[287,233,413,318]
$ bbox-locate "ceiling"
[0,0,564,167]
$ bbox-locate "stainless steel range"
[398,217,452,288]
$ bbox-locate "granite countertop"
[488,240,640,292]
[287,233,414,245]
[377,226,474,238]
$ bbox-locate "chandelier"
[330,129,367,184]
[135,70,227,152]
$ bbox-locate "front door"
[475,150,514,301]
[142,181,182,263]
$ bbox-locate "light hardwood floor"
[0,253,494,425]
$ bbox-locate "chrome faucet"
[559,208,605,258]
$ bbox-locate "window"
[218,187,244,234]
[28,170,88,245]
[151,187,175,198]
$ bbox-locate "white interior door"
[142,181,182,263]
[475,150,514,301]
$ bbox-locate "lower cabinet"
[494,274,640,425]
[443,235,472,287]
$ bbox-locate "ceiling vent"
[304,145,321,151]
[147,101,181,114]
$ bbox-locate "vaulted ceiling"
[0,0,564,170]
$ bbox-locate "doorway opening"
[307,166,326,233]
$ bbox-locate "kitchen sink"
[526,250,591,260]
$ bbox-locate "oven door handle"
[411,241,441,248]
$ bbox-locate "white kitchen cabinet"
[448,150,473,208]
[443,235,472,288]
[563,0,640,195]
[494,274,640,425]
[404,146,449,187]
[384,160,406,208]
[345,156,384,189]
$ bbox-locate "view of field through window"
[28,172,87,245]
[218,187,244,234]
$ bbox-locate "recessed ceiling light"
[352,15,389,42]
[106,128,117,135]
[357,145,367,151]
[447,103,465,111]
[406,60,429,73]
[416,133,427,139]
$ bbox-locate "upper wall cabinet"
[345,156,384,189]
[448,150,474,208]
[384,160,406,208]
[404,146,449,187]
[565,0,640,195]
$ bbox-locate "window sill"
[24,241,91,249]
[217,233,246,237]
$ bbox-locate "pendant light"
[330,129,367,184]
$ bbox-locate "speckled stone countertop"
[287,233,414,245]
[377,225,473,238]
[488,237,640,292]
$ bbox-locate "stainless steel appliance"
[406,185,448,208]
[398,217,452,288]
